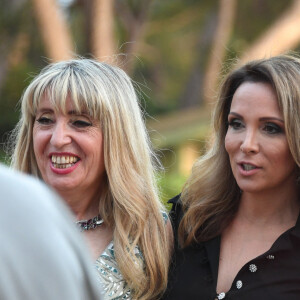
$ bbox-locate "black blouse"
[162,195,300,300]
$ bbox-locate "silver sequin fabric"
[94,212,168,300]
[94,241,136,299]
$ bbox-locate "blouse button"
[249,264,257,272]
[236,280,243,289]
[266,254,275,260]
[217,292,226,299]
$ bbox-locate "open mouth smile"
[51,154,80,169]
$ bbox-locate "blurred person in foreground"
[163,54,300,300]
[0,164,101,300]
[8,58,172,300]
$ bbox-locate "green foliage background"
[0,0,299,206]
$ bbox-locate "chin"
[238,183,268,194]
[46,179,79,192]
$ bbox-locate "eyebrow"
[36,108,88,116]
[228,112,284,123]
[67,110,89,116]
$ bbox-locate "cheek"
[32,129,47,159]
[33,129,40,149]
[32,128,39,155]
[95,141,105,169]
[271,145,295,170]
[224,133,234,156]
[90,132,104,162]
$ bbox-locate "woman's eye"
[263,122,282,134]
[228,119,243,130]
[36,117,53,125]
[72,120,92,128]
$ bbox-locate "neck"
[237,186,300,226]
[55,185,102,221]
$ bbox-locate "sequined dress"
[94,241,138,300]
[94,212,168,300]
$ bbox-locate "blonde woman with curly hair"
[8,58,172,300]
[163,54,300,300]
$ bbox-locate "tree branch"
[32,0,74,61]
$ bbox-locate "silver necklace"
[76,214,103,231]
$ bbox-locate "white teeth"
[243,164,256,171]
[61,156,66,163]
[56,156,61,164]
[70,156,74,163]
[65,156,70,163]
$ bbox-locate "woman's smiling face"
[225,81,296,194]
[33,95,105,197]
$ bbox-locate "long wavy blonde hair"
[179,54,300,247]
[8,58,170,299]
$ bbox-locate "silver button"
[249,264,257,272]
[266,254,275,260]
[218,292,226,299]
[236,280,243,289]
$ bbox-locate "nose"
[50,122,72,148]
[240,129,259,154]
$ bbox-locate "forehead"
[36,95,86,115]
[230,82,282,117]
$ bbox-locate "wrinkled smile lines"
[50,153,80,169]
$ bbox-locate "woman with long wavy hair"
[8,58,172,300]
[163,54,300,300]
